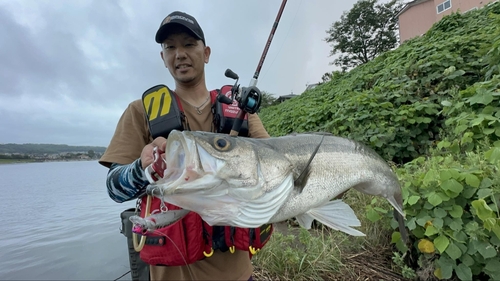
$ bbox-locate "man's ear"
[204,46,211,64]
[160,50,167,68]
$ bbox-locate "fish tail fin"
[394,209,409,245]
[387,192,406,219]
[387,190,409,245]
[297,199,365,236]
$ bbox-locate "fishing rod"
[250,0,288,87]
[217,0,288,136]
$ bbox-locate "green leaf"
[477,242,497,259]
[428,192,443,206]
[471,116,485,126]
[407,218,417,230]
[467,88,494,105]
[373,207,388,213]
[462,186,477,199]
[484,218,497,230]
[485,259,500,272]
[438,140,451,149]
[455,263,472,281]
[480,178,494,189]
[423,170,438,186]
[446,69,466,79]
[449,205,463,218]
[484,127,496,135]
[493,224,500,241]
[366,208,381,222]
[445,242,462,260]
[441,179,463,194]
[491,234,500,247]
[465,221,481,237]
[485,147,500,163]
[434,208,447,218]
[391,231,401,243]
[437,192,451,201]
[453,230,467,243]
[467,241,477,255]
[454,125,469,135]
[436,255,454,279]
[440,169,453,181]
[449,220,463,231]
[433,217,444,229]
[416,213,432,226]
[441,100,452,107]
[472,199,494,221]
[434,235,450,253]
[464,174,480,188]
[477,188,493,198]
[461,254,475,267]
[407,195,420,205]
[425,225,439,236]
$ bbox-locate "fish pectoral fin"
[305,199,366,237]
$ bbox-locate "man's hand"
[141,137,167,170]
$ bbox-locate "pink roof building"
[397,0,498,42]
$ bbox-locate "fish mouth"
[147,130,224,196]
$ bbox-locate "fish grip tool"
[133,146,167,252]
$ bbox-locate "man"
[99,11,270,281]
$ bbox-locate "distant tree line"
[0,143,107,155]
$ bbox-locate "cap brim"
[155,22,203,44]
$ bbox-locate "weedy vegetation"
[253,2,500,281]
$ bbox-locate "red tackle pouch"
[136,196,213,266]
[224,224,274,258]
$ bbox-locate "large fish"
[133,130,407,240]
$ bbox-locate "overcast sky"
[0,0,383,147]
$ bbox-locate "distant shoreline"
[0,159,99,165]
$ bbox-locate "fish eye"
[213,137,231,151]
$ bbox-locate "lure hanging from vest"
[134,84,273,266]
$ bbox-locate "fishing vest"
[135,84,273,266]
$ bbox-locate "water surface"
[0,161,136,280]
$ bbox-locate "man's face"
[160,26,211,86]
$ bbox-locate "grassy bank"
[252,191,409,281]
[257,2,500,280]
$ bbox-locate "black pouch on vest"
[142,85,184,139]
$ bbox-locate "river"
[0,161,137,280]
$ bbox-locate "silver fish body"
[145,130,405,237]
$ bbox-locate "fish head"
[151,129,293,198]
[146,129,295,226]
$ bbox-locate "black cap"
[155,11,205,45]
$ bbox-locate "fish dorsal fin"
[294,134,325,191]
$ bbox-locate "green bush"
[258,2,500,280]
[390,141,500,280]
[260,4,500,165]
[441,75,500,153]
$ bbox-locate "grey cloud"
[0,0,370,146]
